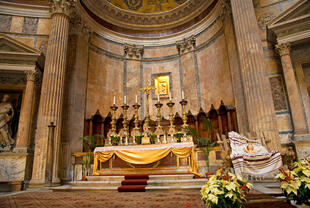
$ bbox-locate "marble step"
[69,181,121,187]
[86,174,194,181]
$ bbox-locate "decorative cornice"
[81,0,215,31]
[70,10,91,35]
[124,44,144,58]
[276,43,290,56]
[219,0,231,24]
[176,35,196,54]
[49,0,76,16]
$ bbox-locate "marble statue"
[0,94,15,147]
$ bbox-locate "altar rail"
[84,101,238,151]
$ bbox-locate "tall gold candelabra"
[121,104,129,145]
[132,103,141,144]
[155,101,164,141]
[109,104,118,145]
[167,100,175,138]
[179,99,188,132]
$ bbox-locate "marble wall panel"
[126,60,141,118]
[196,20,222,46]
[0,154,26,182]
[13,37,35,48]
[86,50,124,119]
[0,14,12,32]
[22,17,38,34]
[180,53,199,114]
[276,113,293,132]
[142,60,182,119]
[143,46,177,58]
[37,18,51,35]
[10,16,24,33]
[197,35,234,111]
[91,34,123,56]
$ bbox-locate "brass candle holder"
[167,100,175,140]
[132,103,141,144]
[180,99,188,132]
[109,104,118,145]
[155,101,164,143]
[121,104,129,145]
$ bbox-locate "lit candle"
[157,94,160,102]
[169,92,172,101]
[124,95,127,104]
[135,95,138,103]
[181,90,184,100]
[113,96,115,105]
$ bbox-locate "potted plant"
[82,153,93,177]
[148,132,156,144]
[275,157,310,207]
[174,132,184,143]
[187,118,215,173]
[79,134,105,152]
[111,133,120,146]
[135,133,143,145]
[201,168,253,208]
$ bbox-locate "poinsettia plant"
[275,157,310,206]
[201,168,253,208]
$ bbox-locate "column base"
[292,134,310,160]
[13,147,31,154]
[29,178,46,188]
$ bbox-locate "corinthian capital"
[124,44,144,58]
[176,35,196,54]
[49,0,76,16]
[276,43,290,57]
[25,69,41,83]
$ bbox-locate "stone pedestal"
[230,0,281,150]
[276,43,308,135]
[30,0,74,186]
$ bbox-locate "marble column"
[230,0,281,150]
[176,36,200,114]
[14,69,39,152]
[276,43,308,134]
[30,0,74,186]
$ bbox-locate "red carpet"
[118,174,149,192]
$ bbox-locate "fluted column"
[14,69,39,152]
[230,0,281,150]
[276,43,308,134]
[30,0,74,186]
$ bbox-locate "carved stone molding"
[276,43,291,56]
[176,35,196,54]
[257,12,276,30]
[49,0,76,16]
[69,10,91,35]
[124,44,144,58]
[25,69,42,84]
[219,0,232,23]
[269,76,288,111]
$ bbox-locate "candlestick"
[132,103,141,144]
[157,94,160,102]
[135,95,138,103]
[113,96,115,105]
[169,92,172,100]
[121,104,129,145]
[181,90,184,99]
[124,95,126,104]
[167,100,175,137]
[180,99,188,135]
[155,101,164,139]
[109,104,118,145]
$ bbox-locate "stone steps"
[52,174,207,192]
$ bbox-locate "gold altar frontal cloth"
[93,142,201,176]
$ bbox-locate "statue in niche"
[0,94,15,149]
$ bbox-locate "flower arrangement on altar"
[110,133,120,146]
[135,133,143,145]
[275,157,310,206]
[174,132,184,143]
[201,168,253,208]
[148,132,156,144]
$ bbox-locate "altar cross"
[140,81,155,117]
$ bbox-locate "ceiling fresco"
[107,0,187,13]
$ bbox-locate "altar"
[93,142,200,176]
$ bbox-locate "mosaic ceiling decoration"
[107,0,187,13]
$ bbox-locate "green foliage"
[82,153,93,176]
[111,134,120,146]
[135,134,143,145]
[187,118,216,168]
[148,132,156,144]
[174,132,184,143]
[80,134,105,152]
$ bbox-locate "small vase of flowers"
[135,133,143,145]
[174,132,184,143]
[201,168,253,208]
[275,157,310,207]
[110,133,120,146]
[148,132,156,144]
